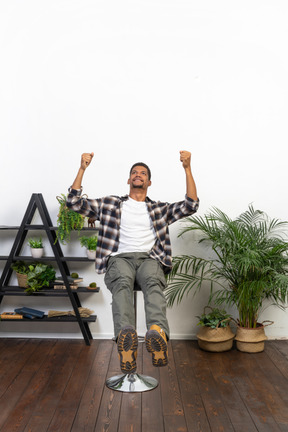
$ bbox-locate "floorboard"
[0,339,287,432]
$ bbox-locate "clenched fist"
[81,152,94,170]
[179,150,191,169]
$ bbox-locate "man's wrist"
[184,166,192,173]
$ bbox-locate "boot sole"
[117,326,138,374]
[145,329,168,367]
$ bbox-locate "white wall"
[0,0,287,340]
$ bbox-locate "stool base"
[106,372,158,392]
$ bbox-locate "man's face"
[128,166,151,190]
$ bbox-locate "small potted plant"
[11,261,30,288]
[11,261,56,294]
[28,237,44,258]
[196,306,235,352]
[79,235,98,260]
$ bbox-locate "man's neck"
[129,190,147,202]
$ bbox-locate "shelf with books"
[0,193,99,345]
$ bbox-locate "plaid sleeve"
[166,195,199,225]
[66,187,101,219]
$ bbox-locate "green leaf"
[166,205,288,327]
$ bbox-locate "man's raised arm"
[180,150,198,201]
[71,152,94,190]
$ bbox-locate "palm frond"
[166,255,229,307]
[167,205,288,326]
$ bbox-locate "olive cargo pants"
[104,252,170,339]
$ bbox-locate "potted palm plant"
[165,205,288,353]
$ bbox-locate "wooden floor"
[0,338,288,432]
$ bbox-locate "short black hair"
[130,162,151,180]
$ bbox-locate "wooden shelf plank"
[0,286,100,296]
[0,315,97,322]
[0,225,98,231]
[0,256,94,261]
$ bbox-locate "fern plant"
[166,205,288,328]
[55,194,85,244]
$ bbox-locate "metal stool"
[106,284,158,392]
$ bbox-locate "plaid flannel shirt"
[67,187,199,274]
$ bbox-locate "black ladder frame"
[0,193,95,345]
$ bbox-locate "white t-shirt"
[114,197,156,254]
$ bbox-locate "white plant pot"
[31,248,44,258]
[86,249,96,260]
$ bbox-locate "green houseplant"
[197,307,232,329]
[196,306,235,352]
[55,194,86,244]
[28,237,44,258]
[166,205,288,352]
[11,260,30,288]
[79,235,98,260]
[28,238,43,249]
[11,261,56,294]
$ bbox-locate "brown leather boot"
[117,326,138,374]
[145,324,168,367]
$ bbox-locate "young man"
[66,151,199,374]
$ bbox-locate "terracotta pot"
[197,325,235,352]
[235,324,269,353]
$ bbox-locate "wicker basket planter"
[16,272,28,288]
[197,325,235,352]
[235,323,272,353]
